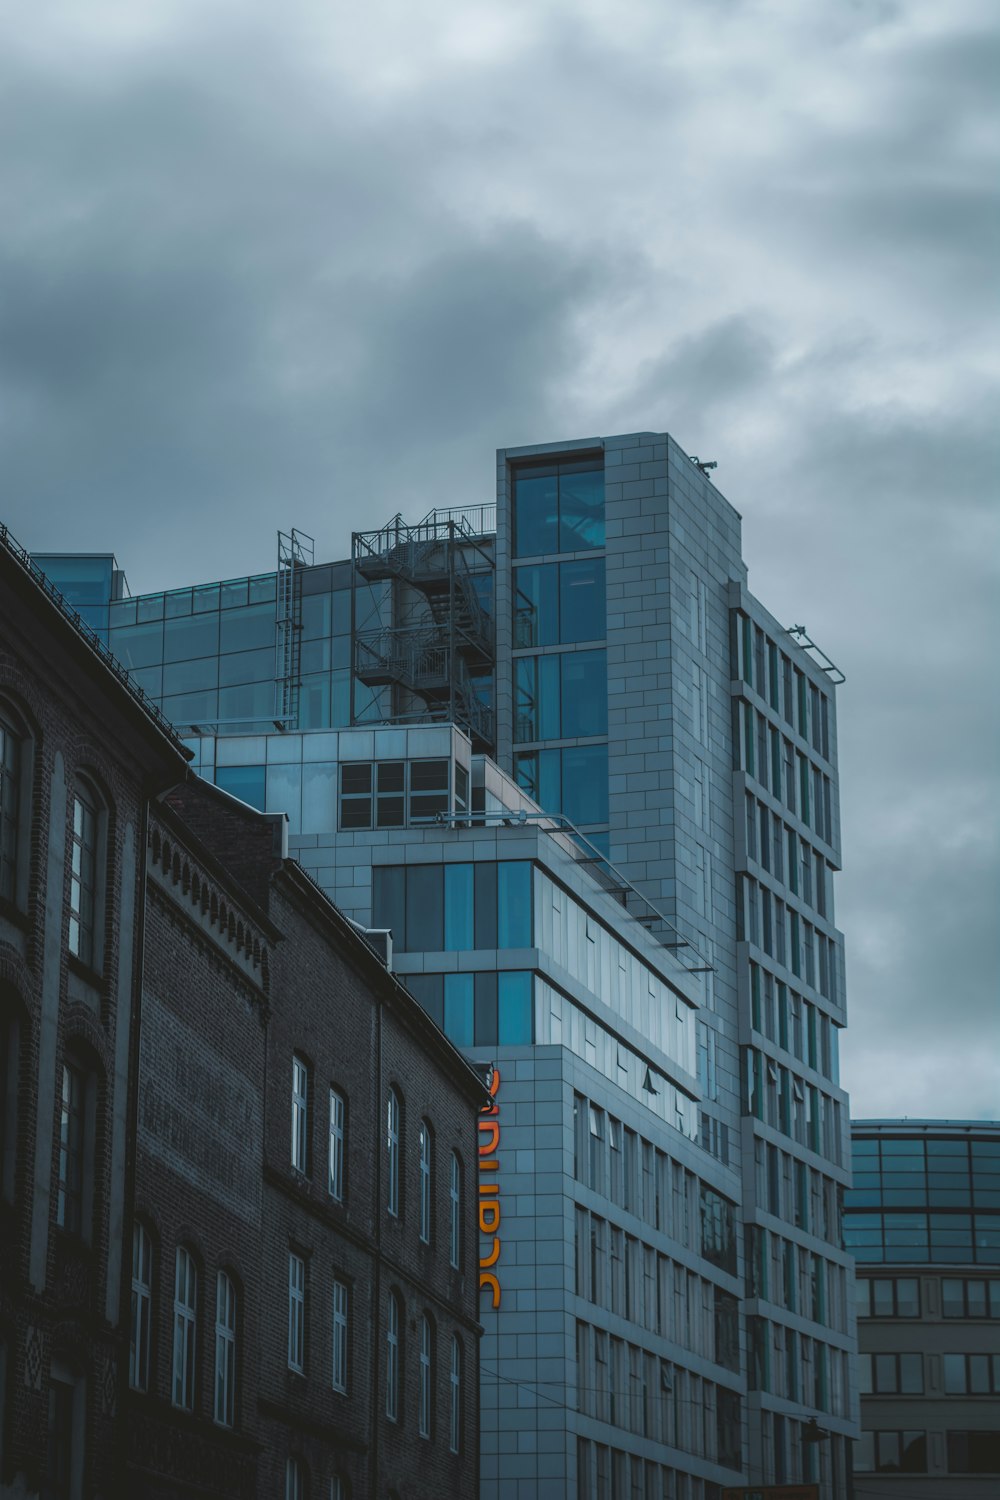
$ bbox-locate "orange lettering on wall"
[479,1067,502,1308]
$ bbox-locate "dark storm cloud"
[1,0,997,1114]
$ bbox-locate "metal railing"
[0,523,189,753]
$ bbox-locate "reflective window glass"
[896,1278,920,1316]
[219,682,273,721]
[110,621,164,669]
[560,558,606,642]
[498,862,532,947]
[559,465,604,552]
[444,864,474,951]
[219,647,274,686]
[561,650,607,738]
[405,974,443,1029]
[408,866,444,951]
[162,690,219,723]
[300,593,331,640]
[474,973,498,1045]
[513,564,558,647]
[219,603,276,653]
[163,612,220,662]
[444,974,474,1047]
[562,744,609,824]
[514,468,559,557]
[215,765,266,811]
[164,658,217,695]
[498,972,533,1044]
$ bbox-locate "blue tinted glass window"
[332,591,351,636]
[559,558,606,642]
[562,744,608,824]
[219,603,276,653]
[219,682,273,720]
[444,864,474,950]
[110,621,164,669]
[300,594,331,640]
[513,564,558,647]
[407,866,444,952]
[558,465,604,552]
[163,658,217,695]
[215,765,266,811]
[474,973,498,1045]
[137,594,164,622]
[164,589,193,618]
[514,656,560,742]
[219,647,274,686]
[162,690,218,724]
[498,863,532,948]
[373,866,406,949]
[299,674,331,729]
[513,468,559,558]
[561,650,607,738]
[975,1215,1000,1262]
[163,612,219,662]
[498,972,533,1044]
[128,666,162,697]
[474,864,497,949]
[444,974,474,1047]
[405,974,443,1029]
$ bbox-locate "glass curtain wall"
[511,459,609,844]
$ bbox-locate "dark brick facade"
[1,528,484,1499]
[0,532,189,1498]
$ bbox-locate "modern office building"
[35,428,856,1497]
[845,1120,1000,1497]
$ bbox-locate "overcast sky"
[3,0,997,1118]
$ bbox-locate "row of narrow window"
[734,611,832,762]
[744,1223,851,1334]
[744,791,832,921]
[751,1139,845,1248]
[129,1223,238,1425]
[747,1315,851,1416]
[749,963,841,1086]
[737,699,834,845]
[0,702,103,966]
[738,875,838,1003]
[285,1260,464,1452]
[290,1059,464,1265]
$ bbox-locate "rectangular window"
[288,1253,305,1373]
[291,1056,309,1175]
[56,1063,85,1236]
[68,791,98,967]
[328,1088,345,1202]
[130,1223,152,1393]
[332,1280,348,1394]
[172,1248,197,1409]
[214,1272,237,1427]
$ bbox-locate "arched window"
[330,1477,350,1500]
[386,1291,400,1422]
[419,1120,432,1244]
[449,1151,462,1270]
[386,1088,400,1218]
[68,780,102,969]
[418,1314,433,1439]
[449,1336,462,1454]
[130,1221,153,1392]
[214,1270,237,1427]
[172,1246,198,1410]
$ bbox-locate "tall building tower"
[34,427,856,1497]
[846,1120,1000,1496]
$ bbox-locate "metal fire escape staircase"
[275,528,314,730]
[352,511,495,749]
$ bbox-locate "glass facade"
[512,459,604,558]
[31,553,124,642]
[372,861,532,954]
[845,1131,1000,1264]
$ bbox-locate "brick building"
[1,524,486,1499]
[0,525,189,1497]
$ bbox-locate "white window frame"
[418,1314,432,1439]
[172,1246,197,1410]
[291,1056,309,1174]
[449,1336,462,1454]
[288,1252,305,1373]
[387,1088,400,1218]
[328,1087,345,1202]
[214,1270,237,1427]
[285,1457,304,1500]
[386,1293,400,1421]
[332,1279,348,1394]
[419,1121,432,1244]
[130,1221,153,1393]
[449,1151,462,1270]
[68,785,99,967]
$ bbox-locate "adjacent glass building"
[36,428,856,1498]
[846,1120,1000,1496]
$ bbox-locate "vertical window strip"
[328,1088,345,1201]
[172,1247,197,1409]
[69,789,98,965]
[449,1152,462,1269]
[449,1336,462,1453]
[332,1279,348,1394]
[288,1252,305,1373]
[419,1315,432,1438]
[386,1293,400,1421]
[419,1122,432,1244]
[291,1056,309,1174]
[214,1271,237,1426]
[387,1089,400,1217]
[130,1222,152,1392]
[57,1062,84,1234]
